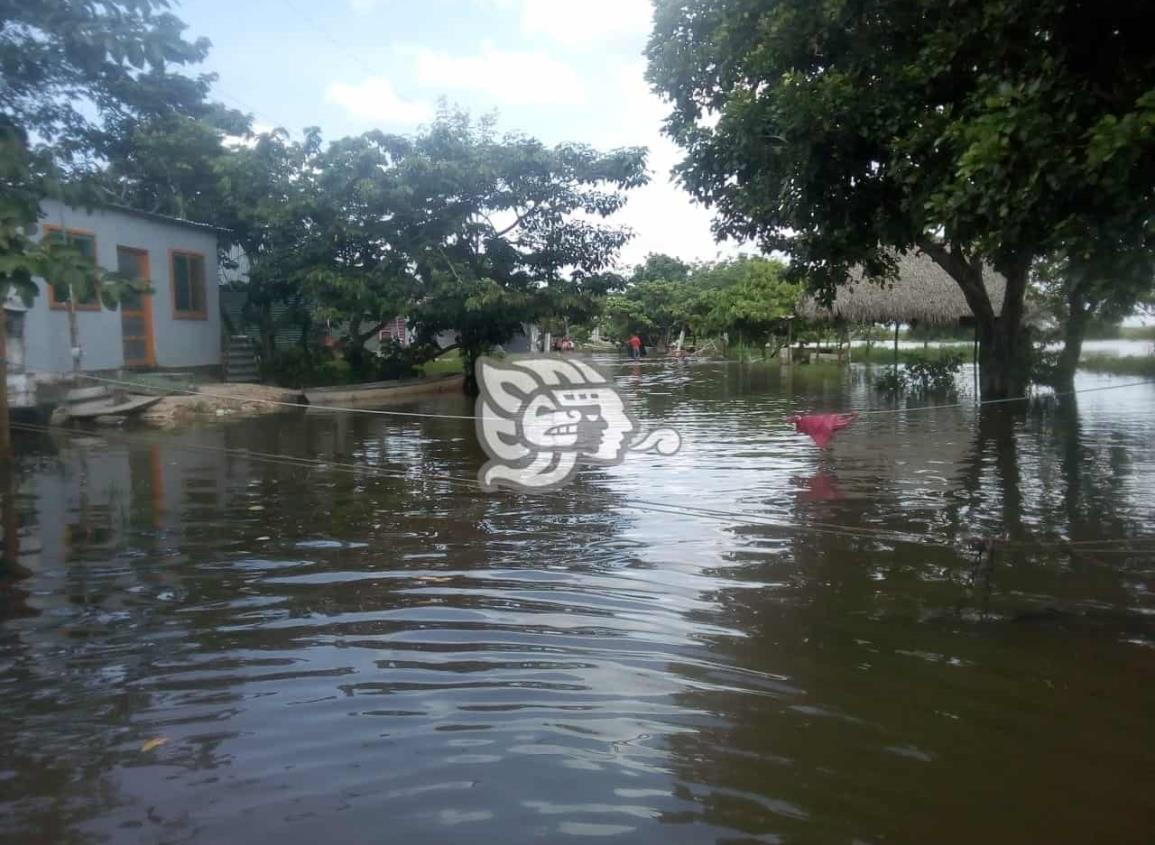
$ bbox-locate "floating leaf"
[141,737,168,753]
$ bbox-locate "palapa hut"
[798,249,1007,365]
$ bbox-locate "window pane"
[190,255,205,312]
[72,234,95,260]
[173,254,191,312]
[48,231,99,306]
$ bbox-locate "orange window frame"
[169,249,208,320]
[42,225,101,311]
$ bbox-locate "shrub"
[874,369,907,393]
[874,353,963,396]
[905,353,963,393]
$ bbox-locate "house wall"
[29,201,221,374]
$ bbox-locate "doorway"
[116,246,155,368]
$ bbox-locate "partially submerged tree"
[1034,253,1155,388]
[647,0,1155,397]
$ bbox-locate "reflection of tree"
[1051,395,1140,543]
[654,396,1155,841]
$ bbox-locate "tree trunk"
[1052,290,1089,390]
[0,309,9,459]
[67,290,81,382]
[918,239,1029,399]
[974,313,1029,399]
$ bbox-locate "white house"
[5,201,224,405]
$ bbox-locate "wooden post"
[973,321,979,401]
[893,321,900,373]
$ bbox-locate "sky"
[173,0,744,270]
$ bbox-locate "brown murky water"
[2,361,1154,844]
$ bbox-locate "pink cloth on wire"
[787,413,859,448]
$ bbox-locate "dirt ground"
[138,383,305,428]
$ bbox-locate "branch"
[495,205,536,238]
[917,237,994,323]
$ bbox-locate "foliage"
[604,254,799,350]
[646,0,1155,397]
[873,369,908,395]
[698,258,801,352]
[399,109,648,388]
[874,353,964,395]
[36,232,143,310]
[906,354,964,394]
[1032,253,1155,387]
[853,343,971,367]
[0,0,241,315]
[261,340,424,388]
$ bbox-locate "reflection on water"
[1,362,1153,844]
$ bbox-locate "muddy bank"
[136,374,466,427]
[138,383,304,428]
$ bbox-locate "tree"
[299,132,420,363]
[399,110,648,390]
[631,253,692,285]
[1,0,221,216]
[98,105,250,220]
[1034,253,1154,388]
[647,0,1155,397]
[212,128,326,359]
[699,257,800,355]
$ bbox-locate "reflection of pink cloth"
[787,413,859,448]
[799,472,844,501]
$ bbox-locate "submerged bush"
[873,369,907,394]
[873,353,963,396]
[906,353,963,393]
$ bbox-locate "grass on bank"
[1079,353,1155,377]
[849,343,972,366]
[417,348,464,377]
[1119,325,1155,341]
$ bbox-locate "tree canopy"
[604,254,799,353]
[647,0,1155,396]
[1,0,244,308]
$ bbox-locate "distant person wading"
[628,334,643,360]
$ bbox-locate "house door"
[116,246,154,368]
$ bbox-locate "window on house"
[44,228,100,309]
[170,251,206,318]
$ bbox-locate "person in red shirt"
[628,334,642,360]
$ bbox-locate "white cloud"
[325,77,432,125]
[413,42,585,106]
[518,0,652,47]
[590,63,747,267]
[348,0,381,12]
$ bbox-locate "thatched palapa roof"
[799,250,1006,325]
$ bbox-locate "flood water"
[2,360,1154,844]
